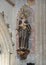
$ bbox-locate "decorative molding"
[5,0,15,6]
[0,45,2,54]
[0,13,13,53]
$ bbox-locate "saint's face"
[19,19,27,30]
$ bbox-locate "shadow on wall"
[27,63,35,65]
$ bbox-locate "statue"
[16,5,33,59]
[17,14,31,49]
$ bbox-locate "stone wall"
[35,0,46,65]
[0,0,46,65]
[11,0,46,65]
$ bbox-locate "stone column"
[42,0,46,65]
[35,0,46,65]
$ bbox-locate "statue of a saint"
[17,15,31,49]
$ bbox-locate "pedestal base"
[17,48,30,60]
